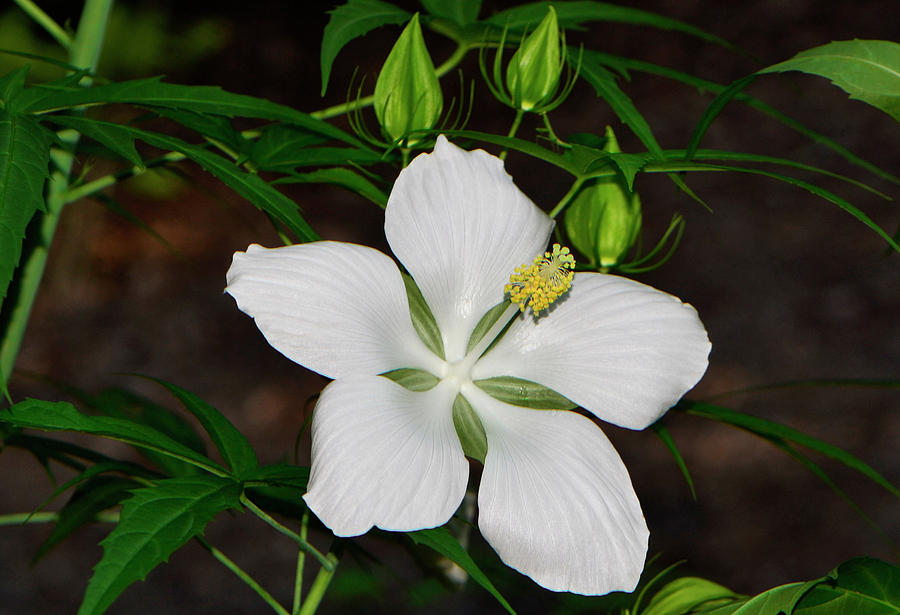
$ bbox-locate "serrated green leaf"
[276,167,388,208]
[759,40,900,122]
[149,107,244,152]
[320,0,412,96]
[58,115,143,167]
[34,476,141,564]
[641,576,739,615]
[795,557,900,615]
[0,399,228,477]
[48,116,320,242]
[0,66,30,109]
[401,271,445,360]
[474,376,576,409]
[0,110,53,313]
[408,526,516,615]
[380,367,440,391]
[77,475,241,615]
[149,378,258,478]
[685,74,756,161]
[421,0,481,25]
[17,76,366,148]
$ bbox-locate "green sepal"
[452,394,487,463]
[466,300,511,354]
[373,12,443,145]
[380,368,440,392]
[401,272,445,359]
[474,376,576,410]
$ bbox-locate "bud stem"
[500,109,525,161]
[549,177,586,218]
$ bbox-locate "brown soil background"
[1,1,898,613]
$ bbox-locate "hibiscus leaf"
[698,580,822,615]
[408,526,517,615]
[421,0,481,25]
[444,129,578,174]
[685,74,757,162]
[380,368,440,391]
[758,40,900,122]
[320,0,412,96]
[474,376,577,410]
[275,167,389,208]
[144,377,259,479]
[77,475,242,615]
[0,398,229,477]
[56,114,143,167]
[641,575,741,615]
[401,272,445,360]
[794,557,900,614]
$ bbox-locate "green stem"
[13,0,72,49]
[62,151,186,205]
[0,510,119,525]
[292,510,310,615]
[298,549,340,615]
[540,112,569,148]
[548,176,585,218]
[240,493,334,571]
[499,108,524,161]
[197,537,290,615]
[0,0,112,389]
[310,42,470,120]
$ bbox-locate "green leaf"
[421,0,481,25]
[62,115,143,167]
[444,129,578,174]
[651,422,696,500]
[34,476,141,564]
[702,580,821,615]
[242,463,310,519]
[641,576,739,615]
[147,378,258,479]
[0,399,228,477]
[759,40,900,122]
[474,376,577,410]
[401,271,445,360]
[17,76,366,148]
[380,368,440,391]
[0,66,30,109]
[242,463,310,489]
[320,0,412,96]
[679,401,900,500]
[149,108,244,152]
[685,74,756,161]
[0,110,52,313]
[77,475,241,615]
[48,116,320,242]
[485,1,734,52]
[795,557,900,615]
[408,526,517,615]
[276,167,388,208]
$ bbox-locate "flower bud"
[505,6,563,111]
[374,13,443,146]
[564,127,642,267]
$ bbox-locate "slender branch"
[196,536,290,615]
[239,493,334,571]
[499,108,524,161]
[13,0,72,50]
[0,510,119,526]
[292,510,310,615]
[297,549,340,615]
[548,176,585,218]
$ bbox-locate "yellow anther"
[505,243,575,314]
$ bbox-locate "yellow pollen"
[505,243,575,314]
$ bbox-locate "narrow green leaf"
[242,463,310,489]
[149,108,244,152]
[276,167,388,208]
[795,557,900,615]
[679,401,900,499]
[380,368,440,391]
[17,76,366,148]
[0,399,228,477]
[3,431,115,472]
[443,129,579,174]
[320,0,412,96]
[685,74,756,161]
[59,115,143,167]
[401,271,445,360]
[148,378,259,479]
[759,40,900,122]
[641,576,739,615]
[474,376,576,410]
[408,526,517,615]
[421,0,481,25]
[702,580,821,615]
[34,476,141,564]
[0,110,53,312]
[651,422,696,500]
[485,2,734,52]
[77,475,241,615]
[242,463,311,519]
[48,116,320,242]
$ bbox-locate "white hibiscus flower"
[226,136,710,595]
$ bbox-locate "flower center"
[505,243,575,314]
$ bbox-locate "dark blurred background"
[1,0,898,613]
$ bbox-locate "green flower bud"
[374,13,443,146]
[505,6,563,111]
[564,127,643,268]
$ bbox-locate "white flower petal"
[465,385,648,595]
[303,376,467,536]
[472,273,710,429]
[226,242,442,379]
[385,136,554,361]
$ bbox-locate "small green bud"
[374,13,443,146]
[564,127,643,268]
[505,6,563,111]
